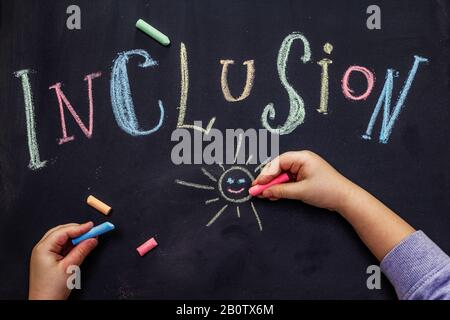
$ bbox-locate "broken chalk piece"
[87,195,111,215]
[137,237,158,256]
[248,172,291,197]
[136,19,170,46]
[72,222,115,246]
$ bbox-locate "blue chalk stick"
[71,222,115,245]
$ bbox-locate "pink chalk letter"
[341,66,375,101]
[49,72,102,145]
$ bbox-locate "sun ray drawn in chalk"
[175,152,264,231]
[205,197,219,204]
[201,167,217,182]
[233,133,243,163]
[245,154,253,165]
[175,179,214,190]
[206,204,229,227]
[250,201,263,231]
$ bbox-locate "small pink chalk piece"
[248,172,291,196]
[137,237,158,256]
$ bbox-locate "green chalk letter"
[261,32,311,135]
[14,69,47,170]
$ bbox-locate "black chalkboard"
[0,0,449,299]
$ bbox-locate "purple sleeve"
[380,230,450,300]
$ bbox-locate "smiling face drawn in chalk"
[175,134,272,232]
[226,177,246,194]
[176,164,262,231]
[218,167,253,203]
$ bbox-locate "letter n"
[362,55,428,144]
[49,72,102,145]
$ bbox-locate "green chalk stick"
[136,19,170,46]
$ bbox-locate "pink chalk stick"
[249,173,291,196]
[137,237,158,256]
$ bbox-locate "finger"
[252,175,263,186]
[255,151,308,185]
[254,157,282,185]
[41,222,94,254]
[38,223,79,245]
[64,222,94,239]
[261,182,305,200]
[61,238,98,268]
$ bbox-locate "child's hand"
[29,222,98,300]
[253,151,355,211]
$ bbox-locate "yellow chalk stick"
[87,195,111,215]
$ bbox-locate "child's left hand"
[29,222,98,300]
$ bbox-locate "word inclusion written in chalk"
[13,31,429,171]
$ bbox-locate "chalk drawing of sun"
[175,137,271,232]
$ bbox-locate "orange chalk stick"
[87,195,111,215]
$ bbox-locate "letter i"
[14,69,47,170]
[317,43,333,114]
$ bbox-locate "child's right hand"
[29,222,98,300]
[253,150,356,211]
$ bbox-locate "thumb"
[61,238,98,268]
[262,182,305,200]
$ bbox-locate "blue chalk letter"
[110,49,164,136]
[362,55,428,144]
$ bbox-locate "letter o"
[341,66,375,101]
